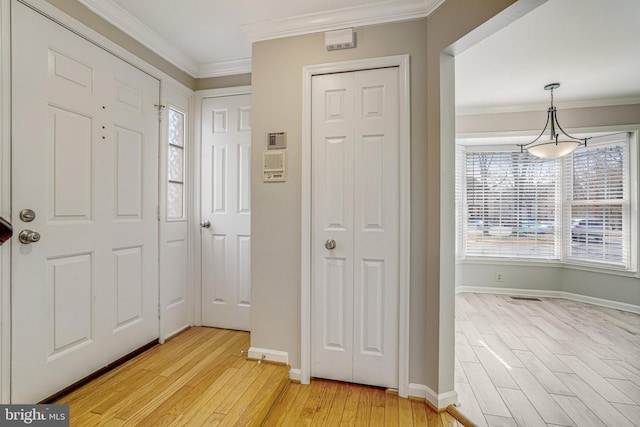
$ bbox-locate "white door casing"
[11,2,159,403]
[311,67,400,389]
[200,94,252,331]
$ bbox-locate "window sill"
[457,257,638,279]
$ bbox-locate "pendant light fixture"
[521,83,590,159]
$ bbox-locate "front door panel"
[11,3,159,403]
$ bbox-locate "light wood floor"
[264,379,464,426]
[455,293,640,427]
[55,326,465,426]
[55,327,290,426]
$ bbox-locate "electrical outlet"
[495,272,503,282]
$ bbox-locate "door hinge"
[157,205,161,221]
[154,104,166,122]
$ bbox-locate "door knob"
[18,229,41,244]
[200,220,211,228]
[324,239,336,250]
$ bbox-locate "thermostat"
[267,132,287,149]
[263,151,287,182]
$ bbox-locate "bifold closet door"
[311,67,400,389]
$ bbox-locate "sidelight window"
[167,107,186,220]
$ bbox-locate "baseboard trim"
[247,347,289,365]
[289,368,302,382]
[456,286,640,314]
[408,383,458,410]
[447,403,479,427]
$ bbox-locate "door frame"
[0,0,11,404]
[193,86,252,326]
[301,55,411,397]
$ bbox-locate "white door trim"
[0,0,11,404]
[193,86,252,326]
[301,55,411,397]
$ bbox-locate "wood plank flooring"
[55,327,290,426]
[263,379,464,426]
[55,326,463,426]
[455,293,640,427]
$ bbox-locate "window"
[456,133,636,272]
[460,150,559,260]
[565,142,628,268]
[167,107,186,220]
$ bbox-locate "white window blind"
[462,150,558,259]
[564,140,629,268]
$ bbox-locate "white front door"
[311,68,400,388]
[200,94,251,331]
[11,3,159,403]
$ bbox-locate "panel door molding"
[200,93,252,331]
[311,67,400,389]
[10,2,160,403]
[301,55,411,396]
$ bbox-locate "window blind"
[462,151,558,259]
[564,141,629,268]
[456,132,634,272]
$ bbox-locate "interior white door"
[11,3,160,403]
[311,68,400,388]
[201,94,251,330]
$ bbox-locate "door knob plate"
[19,209,36,222]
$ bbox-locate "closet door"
[311,67,399,388]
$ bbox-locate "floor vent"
[510,296,542,302]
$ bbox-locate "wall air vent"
[510,296,542,302]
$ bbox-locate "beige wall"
[196,73,251,90]
[457,103,640,134]
[250,0,518,394]
[250,18,430,382]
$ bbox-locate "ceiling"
[80,0,640,111]
[455,0,640,113]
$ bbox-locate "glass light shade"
[525,139,581,159]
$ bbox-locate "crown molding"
[242,0,445,42]
[456,95,640,116]
[78,0,198,76]
[77,0,447,78]
[196,58,252,79]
